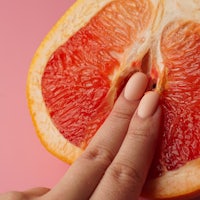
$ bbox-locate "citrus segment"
[27,0,200,199]
[151,21,200,175]
[41,0,152,148]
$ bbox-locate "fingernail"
[137,91,160,118]
[124,72,148,101]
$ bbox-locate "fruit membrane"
[27,0,200,199]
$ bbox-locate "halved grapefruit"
[27,0,200,199]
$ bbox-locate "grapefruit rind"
[27,0,114,163]
[143,158,200,199]
[27,0,157,163]
[141,1,200,198]
[27,0,200,199]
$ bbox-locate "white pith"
[27,0,114,163]
[27,0,200,198]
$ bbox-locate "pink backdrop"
[0,1,199,200]
[0,0,75,192]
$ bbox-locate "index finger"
[44,72,148,200]
[91,92,161,200]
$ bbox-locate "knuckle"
[110,108,132,121]
[128,125,150,142]
[81,145,114,167]
[108,162,144,186]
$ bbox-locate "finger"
[0,191,24,200]
[0,187,50,200]
[45,72,149,200]
[23,187,50,197]
[91,91,161,200]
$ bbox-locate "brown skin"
[0,72,163,200]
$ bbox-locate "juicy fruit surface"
[28,0,200,198]
[150,21,200,177]
[28,0,200,188]
[42,0,152,148]
[41,0,200,173]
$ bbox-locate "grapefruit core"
[26,0,200,199]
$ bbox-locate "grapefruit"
[27,0,200,199]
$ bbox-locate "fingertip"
[124,72,148,101]
[137,91,160,119]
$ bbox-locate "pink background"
[0,1,199,200]
[0,0,75,192]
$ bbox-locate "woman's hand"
[0,72,161,200]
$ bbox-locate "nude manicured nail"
[124,72,148,101]
[137,91,160,118]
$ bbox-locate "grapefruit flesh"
[150,21,200,177]
[27,0,200,199]
[41,0,152,148]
